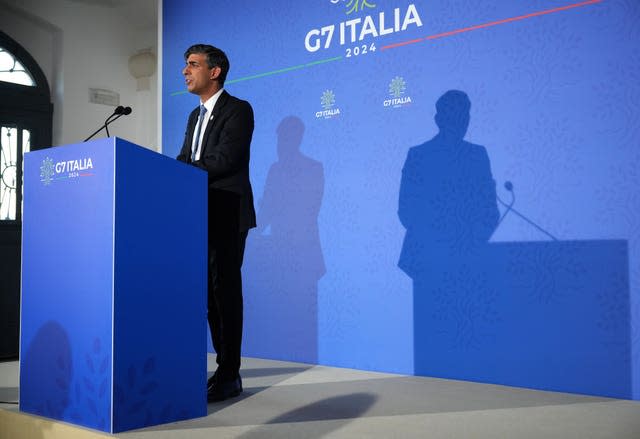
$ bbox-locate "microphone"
[104,106,132,136]
[496,181,515,226]
[495,180,558,241]
[103,106,125,137]
[84,106,133,142]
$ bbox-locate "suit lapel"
[200,90,229,153]
[183,107,199,162]
[189,107,200,134]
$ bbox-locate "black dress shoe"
[207,376,242,402]
[207,371,218,392]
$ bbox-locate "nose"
[182,65,189,75]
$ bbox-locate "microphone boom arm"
[496,181,559,241]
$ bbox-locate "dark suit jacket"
[177,90,257,232]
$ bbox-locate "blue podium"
[20,138,208,433]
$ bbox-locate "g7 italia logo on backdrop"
[384,76,412,108]
[306,1,423,56]
[316,90,342,119]
[40,156,94,185]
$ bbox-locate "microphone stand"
[496,181,515,226]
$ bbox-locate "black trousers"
[207,190,248,381]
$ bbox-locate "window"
[0,127,30,220]
[0,31,52,223]
[0,30,52,359]
[0,47,35,86]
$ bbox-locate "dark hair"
[184,44,230,85]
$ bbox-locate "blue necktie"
[191,105,207,162]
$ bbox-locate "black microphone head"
[114,105,125,114]
[504,181,513,191]
[123,106,132,115]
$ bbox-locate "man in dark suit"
[176,44,256,402]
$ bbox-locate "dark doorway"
[0,30,53,359]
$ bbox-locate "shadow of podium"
[413,239,631,399]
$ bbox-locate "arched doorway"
[0,30,53,359]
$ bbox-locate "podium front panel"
[20,138,208,433]
[21,138,115,430]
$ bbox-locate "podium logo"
[316,90,341,119]
[40,156,94,185]
[383,76,412,108]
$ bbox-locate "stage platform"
[2,354,640,438]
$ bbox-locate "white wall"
[0,0,158,151]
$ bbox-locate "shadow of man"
[244,116,325,364]
[398,90,499,375]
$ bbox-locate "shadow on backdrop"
[399,90,631,398]
[244,116,325,364]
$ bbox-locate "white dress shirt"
[192,88,224,161]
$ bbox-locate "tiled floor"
[2,355,640,438]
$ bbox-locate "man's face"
[182,53,220,97]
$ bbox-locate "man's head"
[182,44,229,100]
[434,90,471,141]
[277,116,305,159]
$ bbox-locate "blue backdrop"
[162,0,640,399]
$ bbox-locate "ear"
[210,66,222,81]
